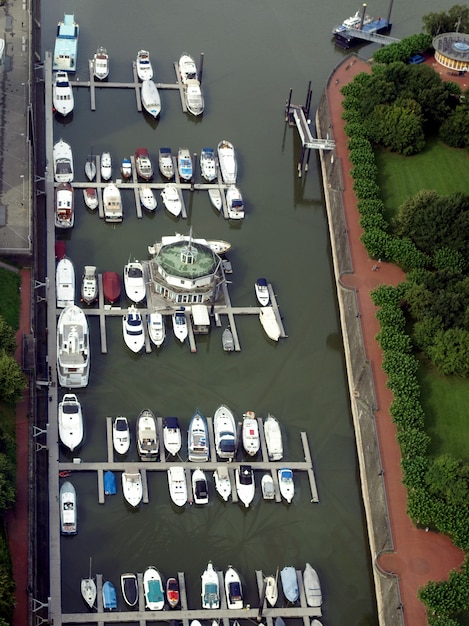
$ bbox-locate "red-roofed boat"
[103,271,121,304]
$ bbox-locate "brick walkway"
[326,56,464,626]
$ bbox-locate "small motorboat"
[144,566,165,610]
[225,566,243,610]
[148,312,166,348]
[184,79,204,116]
[161,184,182,217]
[58,393,84,452]
[81,558,96,609]
[124,261,146,303]
[222,327,234,352]
[136,408,159,460]
[122,470,143,507]
[93,46,109,80]
[121,572,138,607]
[177,147,193,181]
[172,307,188,342]
[163,416,182,456]
[217,139,237,184]
[303,563,322,607]
[135,147,154,179]
[226,185,245,220]
[242,411,260,456]
[278,468,294,503]
[188,409,209,462]
[83,187,98,210]
[55,258,74,306]
[53,139,74,183]
[102,580,117,610]
[280,566,298,603]
[60,481,77,535]
[56,304,90,388]
[213,404,237,460]
[101,151,112,180]
[201,561,220,609]
[120,157,132,180]
[235,465,255,508]
[192,468,209,505]
[141,79,161,118]
[264,575,278,607]
[113,416,130,455]
[255,278,270,306]
[208,187,222,211]
[166,577,179,608]
[213,465,231,501]
[122,305,145,353]
[103,184,123,222]
[103,271,121,304]
[261,474,275,500]
[104,470,116,495]
[53,71,74,116]
[259,307,281,341]
[81,265,98,305]
[167,466,187,507]
[200,148,217,182]
[55,240,66,260]
[179,53,198,83]
[264,414,283,461]
[84,154,96,181]
[136,49,153,81]
[158,147,174,179]
[55,182,74,229]
[311,620,324,626]
[139,186,157,211]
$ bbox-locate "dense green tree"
[439,103,469,148]
[422,4,469,36]
[427,328,469,376]
[0,352,26,403]
[373,34,433,64]
[0,319,16,356]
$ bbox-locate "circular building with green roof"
[433,32,469,74]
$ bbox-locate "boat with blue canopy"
[104,471,116,495]
[144,567,165,610]
[102,580,117,610]
[280,566,298,603]
[53,14,79,73]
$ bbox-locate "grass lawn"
[375,137,469,223]
[0,267,20,330]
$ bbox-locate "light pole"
[20,174,24,206]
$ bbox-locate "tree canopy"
[422,4,469,36]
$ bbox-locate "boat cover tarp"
[195,480,208,499]
[104,471,116,495]
[220,438,235,453]
[103,581,117,609]
[229,581,242,601]
[204,583,218,606]
[281,566,298,602]
[165,416,179,429]
[257,277,268,287]
[148,579,164,603]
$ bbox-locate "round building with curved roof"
[433,32,469,73]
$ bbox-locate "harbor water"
[39,0,449,622]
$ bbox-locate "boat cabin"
[191,304,210,334]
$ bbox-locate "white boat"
[158,147,174,179]
[123,261,146,303]
[136,408,159,460]
[103,183,123,222]
[226,185,244,220]
[53,71,74,116]
[81,265,97,305]
[178,147,193,181]
[217,140,237,184]
[113,416,130,455]
[120,157,132,180]
[303,563,322,607]
[93,46,109,80]
[213,404,237,460]
[136,50,153,81]
[121,573,138,607]
[192,468,209,504]
[242,411,260,456]
[225,566,243,610]
[101,152,112,180]
[139,186,157,211]
[122,305,145,353]
[60,481,77,535]
[56,257,75,308]
[213,465,231,501]
[311,620,323,626]
[172,307,188,342]
[235,465,255,508]
[179,53,198,84]
[148,312,165,348]
[144,566,164,610]
[85,154,96,181]
[167,466,187,506]
[53,139,74,183]
[58,393,84,451]
[200,148,217,182]
[264,575,278,607]
[208,187,223,211]
[56,304,90,388]
[185,79,204,116]
[141,79,161,118]
[259,307,281,341]
[261,474,275,500]
[264,414,283,461]
[134,147,154,180]
[163,416,181,456]
[222,327,234,352]
[280,566,298,603]
[188,409,209,462]
[83,187,98,210]
[55,182,74,229]
[122,470,143,507]
[333,10,373,35]
[278,468,294,503]
[161,184,182,217]
[255,278,270,306]
[201,562,220,609]
[81,558,96,609]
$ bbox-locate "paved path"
[326,56,464,625]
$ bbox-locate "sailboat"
[85,149,96,182]
[81,557,97,609]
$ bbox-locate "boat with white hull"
[303,563,322,607]
[135,147,154,180]
[53,139,74,183]
[122,305,145,353]
[103,184,123,222]
[200,148,217,181]
[163,416,182,456]
[192,468,209,504]
[121,573,138,607]
[83,187,98,210]
[137,408,159,460]
[172,307,188,342]
[226,185,244,220]
[122,470,143,507]
[148,312,166,348]
[264,414,283,461]
[259,307,281,341]
[278,468,294,503]
[213,404,237,460]
[184,79,204,116]
[188,409,209,462]
[178,147,193,181]
[58,393,84,451]
[179,53,198,83]
[141,80,161,118]
[81,265,98,305]
[53,71,74,116]
[235,465,255,508]
[264,575,278,607]
[93,46,109,80]
[242,411,260,456]
[113,416,130,455]
[55,182,74,229]
[144,567,164,610]
[56,257,75,308]
[201,562,220,609]
[139,186,157,211]
[213,465,231,501]
[159,147,174,179]
[81,558,96,609]
[261,474,275,500]
[161,184,182,217]
[136,50,153,80]
[167,466,187,506]
[255,278,270,306]
[124,261,146,303]
[56,304,90,388]
[280,566,298,603]
[217,140,237,184]
[60,480,77,534]
[225,566,243,609]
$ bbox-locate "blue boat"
[102,580,117,610]
[177,148,193,181]
[104,471,116,496]
[334,13,391,49]
[53,14,79,73]
[280,566,299,603]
